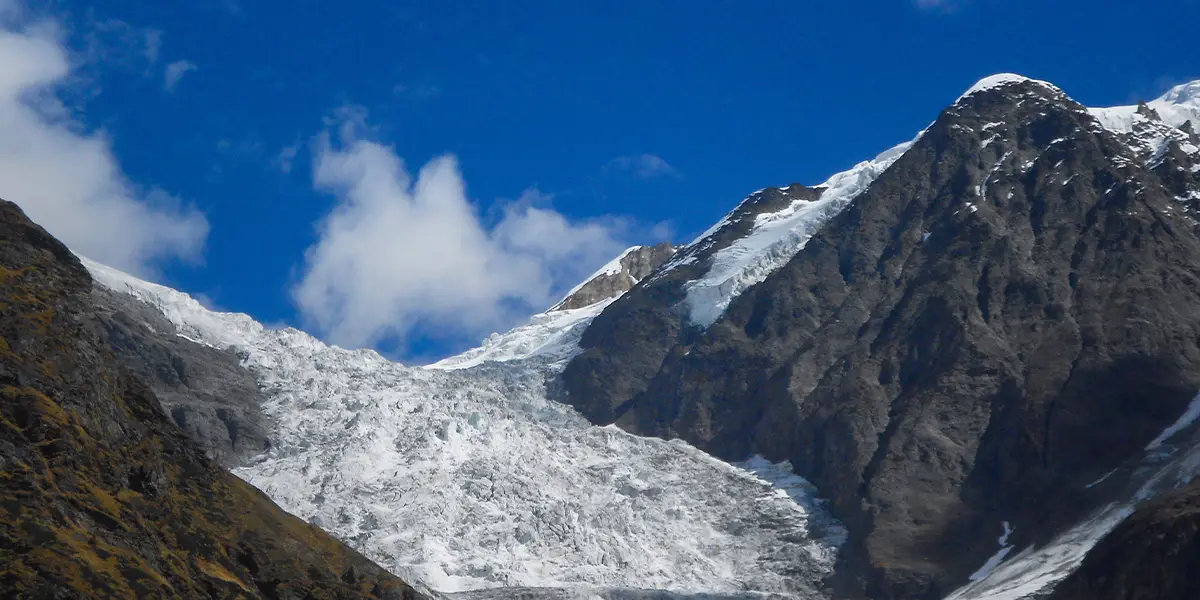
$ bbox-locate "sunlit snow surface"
[957,73,1062,100]
[1090,80,1200,134]
[428,300,613,371]
[682,140,913,327]
[84,258,844,598]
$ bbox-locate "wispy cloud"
[84,16,162,69]
[914,0,960,12]
[163,59,196,92]
[392,82,440,100]
[0,6,208,276]
[273,142,300,174]
[604,153,681,180]
[292,107,638,354]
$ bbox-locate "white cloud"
[163,59,196,92]
[604,153,681,180]
[292,110,634,353]
[0,13,208,277]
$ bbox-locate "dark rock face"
[1049,480,1200,600]
[551,243,676,311]
[562,80,1200,598]
[90,286,270,467]
[0,199,424,599]
[561,184,821,424]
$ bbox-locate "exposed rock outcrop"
[551,243,676,311]
[90,286,271,468]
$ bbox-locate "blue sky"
[4,0,1198,360]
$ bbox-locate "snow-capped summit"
[556,71,1200,600]
[1160,80,1200,107]
[958,73,1062,101]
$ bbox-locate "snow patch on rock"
[683,140,913,327]
[947,388,1200,600]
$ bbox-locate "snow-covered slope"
[428,299,612,371]
[682,140,913,327]
[1090,80,1200,133]
[84,257,845,598]
[553,247,643,306]
[1088,81,1200,171]
[946,393,1200,600]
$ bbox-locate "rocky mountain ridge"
[13,73,1200,600]
[559,74,1200,598]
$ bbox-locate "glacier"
[77,74,1200,599]
[83,257,845,598]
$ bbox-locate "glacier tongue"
[83,258,844,597]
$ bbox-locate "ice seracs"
[84,257,844,597]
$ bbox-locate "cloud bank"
[0,11,207,276]
[292,111,637,353]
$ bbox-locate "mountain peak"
[1159,80,1200,107]
[958,73,1061,101]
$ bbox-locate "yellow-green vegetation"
[25,307,54,331]
[0,264,30,286]
[24,519,174,597]
[2,385,71,427]
[0,199,424,599]
[194,557,253,592]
